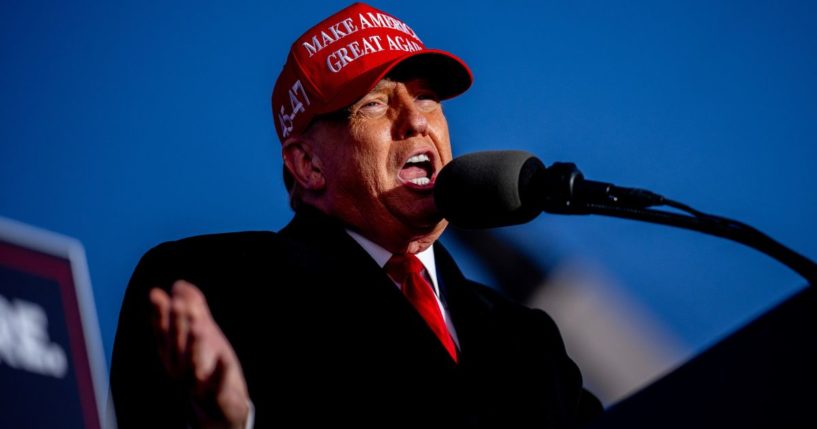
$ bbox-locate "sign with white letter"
[0,217,111,429]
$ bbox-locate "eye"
[353,97,388,117]
[415,92,440,112]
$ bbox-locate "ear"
[282,137,326,191]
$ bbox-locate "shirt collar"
[345,229,440,295]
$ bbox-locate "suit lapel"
[434,242,504,365]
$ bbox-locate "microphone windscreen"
[434,150,545,229]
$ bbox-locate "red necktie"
[385,254,458,363]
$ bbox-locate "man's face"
[309,77,453,250]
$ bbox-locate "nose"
[392,89,429,140]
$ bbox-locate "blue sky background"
[2,0,815,372]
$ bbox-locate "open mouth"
[397,151,436,190]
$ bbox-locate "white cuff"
[244,400,255,429]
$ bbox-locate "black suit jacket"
[111,209,602,427]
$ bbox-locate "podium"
[589,285,816,428]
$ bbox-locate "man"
[111,3,602,428]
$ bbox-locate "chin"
[407,209,447,234]
[383,190,445,232]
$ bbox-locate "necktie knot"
[384,254,424,284]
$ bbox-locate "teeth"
[409,177,431,186]
[406,154,430,164]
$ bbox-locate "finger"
[149,287,171,333]
[169,280,211,381]
[183,294,219,386]
[148,288,173,369]
[191,351,250,428]
[188,320,218,388]
[171,280,210,319]
[192,353,227,408]
[214,353,251,427]
[169,295,194,375]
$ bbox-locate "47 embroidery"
[278,80,311,138]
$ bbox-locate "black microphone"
[434,150,666,228]
[434,151,546,229]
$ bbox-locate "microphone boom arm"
[541,162,817,285]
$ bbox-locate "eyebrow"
[368,77,432,94]
[369,78,396,92]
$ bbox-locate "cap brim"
[320,49,473,115]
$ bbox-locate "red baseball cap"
[271,2,473,142]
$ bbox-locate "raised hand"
[149,280,251,429]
